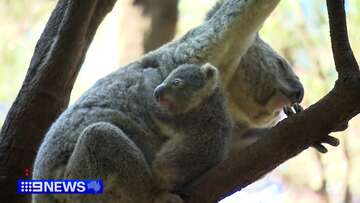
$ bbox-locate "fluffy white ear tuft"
[201,63,218,79]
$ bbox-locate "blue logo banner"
[17,179,103,194]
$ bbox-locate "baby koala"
[151,63,233,201]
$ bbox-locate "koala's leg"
[152,136,222,196]
[61,122,154,203]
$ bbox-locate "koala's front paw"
[283,103,340,153]
[334,121,349,132]
[154,192,184,203]
[283,103,303,116]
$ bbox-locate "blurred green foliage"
[0,0,359,202]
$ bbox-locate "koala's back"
[33,64,167,179]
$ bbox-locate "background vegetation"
[0,0,359,202]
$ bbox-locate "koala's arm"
[148,0,281,84]
[191,0,281,69]
[231,126,340,155]
[152,136,225,192]
[231,105,341,154]
[283,105,340,153]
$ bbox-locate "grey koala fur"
[33,0,284,202]
[227,36,305,151]
[205,0,304,151]
[228,36,303,129]
[206,2,333,152]
[206,0,303,129]
[151,63,232,193]
[33,63,163,203]
[32,63,231,203]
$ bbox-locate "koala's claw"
[284,104,340,153]
[312,143,328,154]
[311,131,340,154]
[320,135,340,146]
[334,121,349,132]
[283,103,303,116]
[293,103,303,113]
[312,134,339,153]
[311,132,340,154]
[283,106,294,116]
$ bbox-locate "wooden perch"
[0,0,117,201]
[184,0,360,202]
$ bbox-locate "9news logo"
[17,180,103,194]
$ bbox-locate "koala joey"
[151,63,232,193]
[32,63,231,203]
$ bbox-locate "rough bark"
[141,0,179,52]
[119,0,178,65]
[0,0,358,203]
[0,0,281,201]
[183,0,360,202]
[0,0,117,202]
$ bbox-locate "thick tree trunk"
[119,0,178,65]
[0,0,117,202]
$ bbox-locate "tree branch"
[184,1,360,202]
[0,0,116,201]
[143,0,179,52]
[1,0,359,203]
[326,0,359,76]
[118,0,178,64]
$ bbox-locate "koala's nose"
[286,80,304,104]
[279,79,304,104]
[154,84,166,102]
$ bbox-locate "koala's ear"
[201,63,217,79]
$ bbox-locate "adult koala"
[206,0,303,130]
[32,0,331,202]
[206,2,335,152]
[205,1,307,150]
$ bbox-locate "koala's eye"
[172,79,183,87]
